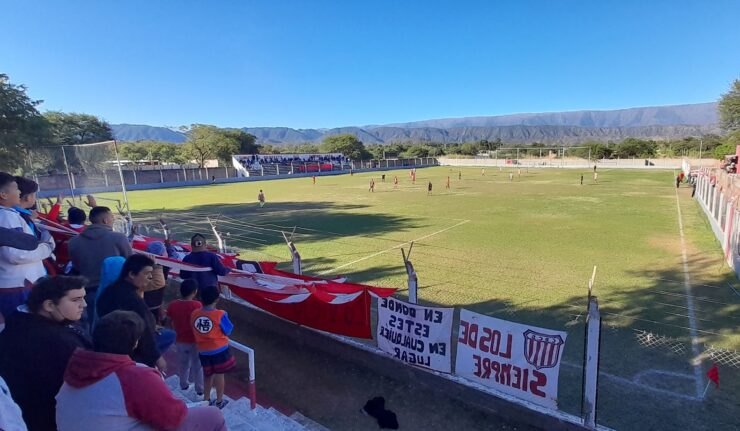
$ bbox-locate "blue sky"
[2,1,739,129]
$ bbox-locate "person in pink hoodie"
[56,310,226,431]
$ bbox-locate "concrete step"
[165,376,322,430]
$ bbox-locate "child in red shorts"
[191,285,235,409]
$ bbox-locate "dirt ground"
[221,301,537,431]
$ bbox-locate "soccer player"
[369,179,375,192]
[257,190,265,208]
[458,170,461,180]
[580,175,584,185]
[446,176,450,189]
[312,176,316,185]
[481,168,485,176]
[509,172,513,181]
[427,181,433,195]
[594,172,598,183]
[393,176,398,189]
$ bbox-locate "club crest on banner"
[523,330,564,370]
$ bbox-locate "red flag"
[707,364,720,388]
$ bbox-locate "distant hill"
[112,102,720,146]
[379,102,718,129]
[110,124,187,143]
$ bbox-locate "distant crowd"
[236,153,349,170]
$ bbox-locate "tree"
[714,131,740,159]
[45,111,113,146]
[182,124,221,167]
[401,144,430,158]
[719,79,740,132]
[222,129,260,154]
[181,124,241,167]
[612,138,656,158]
[457,142,480,156]
[320,134,368,160]
[43,112,115,174]
[0,74,50,172]
[150,142,187,164]
[119,143,149,163]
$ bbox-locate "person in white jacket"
[0,172,55,323]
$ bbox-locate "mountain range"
[111,102,720,146]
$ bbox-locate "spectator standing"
[68,206,132,322]
[56,311,226,431]
[0,276,90,431]
[0,173,55,322]
[96,255,175,369]
[143,241,169,323]
[65,207,87,233]
[167,279,204,395]
[180,235,230,288]
[192,285,236,408]
[12,177,42,237]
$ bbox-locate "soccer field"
[108,166,738,430]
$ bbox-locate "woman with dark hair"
[0,276,91,431]
[96,254,175,369]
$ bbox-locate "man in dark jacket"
[96,254,175,370]
[180,234,230,288]
[68,206,132,322]
[0,276,91,431]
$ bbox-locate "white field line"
[561,362,700,402]
[673,171,704,397]
[319,219,471,275]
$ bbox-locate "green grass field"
[103,166,738,430]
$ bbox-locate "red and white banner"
[455,309,567,410]
[376,297,453,372]
[40,220,396,339]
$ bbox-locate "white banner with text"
[377,297,454,372]
[455,309,567,409]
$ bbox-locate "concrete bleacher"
[166,376,329,431]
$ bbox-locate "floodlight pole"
[282,227,302,274]
[401,242,418,304]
